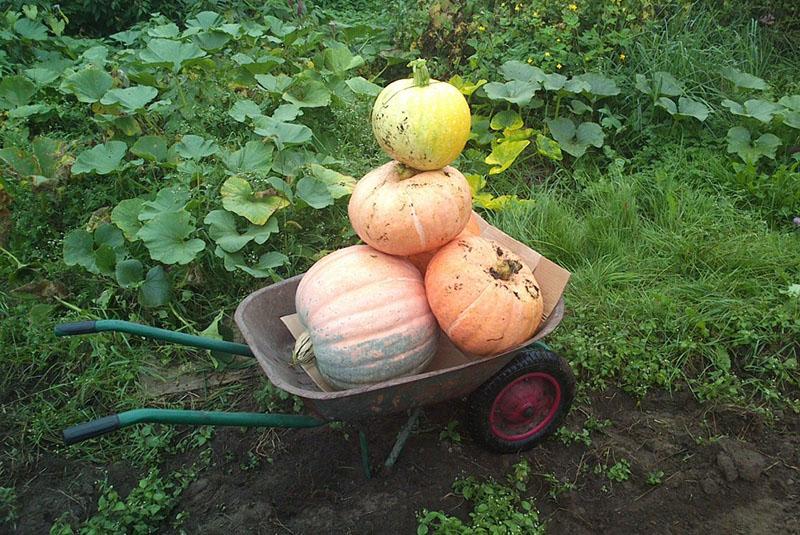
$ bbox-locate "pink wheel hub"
[489,372,561,441]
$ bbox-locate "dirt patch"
[8,387,800,534]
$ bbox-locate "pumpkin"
[348,160,472,256]
[371,59,471,171]
[425,236,543,357]
[295,245,439,389]
[407,212,482,273]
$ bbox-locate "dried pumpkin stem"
[490,259,523,281]
[396,163,421,180]
[408,59,431,87]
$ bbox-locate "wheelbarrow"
[58,221,575,476]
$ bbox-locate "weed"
[542,472,576,500]
[0,487,17,529]
[438,420,462,445]
[646,470,665,486]
[607,460,632,482]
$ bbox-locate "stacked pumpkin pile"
[295,60,544,390]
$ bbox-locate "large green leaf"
[131,135,168,162]
[148,23,180,38]
[571,73,620,97]
[233,53,285,75]
[61,68,113,104]
[228,100,262,123]
[499,60,546,84]
[14,18,48,40]
[138,188,190,221]
[115,259,143,288]
[721,99,783,123]
[63,229,96,272]
[63,224,125,275]
[307,164,355,199]
[490,110,524,131]
[193,30,231,51]
[7,104,51,119]
[726,126,780,165]
[282,79,331,108]
[220,176,289,225]
[296,177,333,208]
[721,67,768,90]
[0,75,36,109]
[173,135,219,160]
[204,210,279,253]
[214,246,288,278]
[547,118,604,158]
[255,74,293,94]
[535,134,562,161]
[483,81,539,106]
[139,39,207,73]
[779,95,800,111]
[448,75,487,96]
[100,86,158,113]
[221,141,274,174]
[656,96,710,121]
[322,43,365,74]
[252,116,313,149]
[542,73,567,91]
[635,72,682,97]
[71,141,127,175]
[25,67,60,86]
[137,211,206,265]
[345,76,382,96]
[112,198,145,240]
[485,140,530,175]
[139,266,170,307]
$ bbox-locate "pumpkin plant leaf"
[139,38,207,73]
[8,104,50,119]
[0,75,36,109]
[307,164,355,199]
[138,188,190,222]
[571,73,620,97]
[112,198,145,240]
[255,73,293,94]
[14,18,48,40]
[221,140,274,174]
[63,229,96,272]
[221,176,289,225]
[536,134,562,161]
[205,210,279,253]
[721,67,768,91]
[100,86,158,113]
[483,81,539,106]
[115,259,144,288]
[296,177,333,209]
[61,68,113,103]
[137,210,206,265]
[322,43,365,74]
[25,67,60,85]
[139,266,170,308]
[726,126,780,165]
[448,75,487,96]
[252,116,313,149]
[547,118,604,158]
[542,73,567,91]
[499,60,546,84]
[778,95,800,111]
[237,252,288,278]
[485,140,530,175]
[490,110,524,131]
[233,53,285,74]
[173,135,219,160]
[345,76,382,96]
[282,78,331,108]
[271,104,302,122]
[228,99,262,123]
[722,99,782,123]
[675,97,710,121]
[71,141,127,175]
[131,135,168,162]
[655,96,678,115]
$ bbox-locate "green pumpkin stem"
[408,59,431,87]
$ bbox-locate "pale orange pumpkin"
[348,161,472,256]
[295,245,439,389]
[425,236,543,357]
[407,212,482,273]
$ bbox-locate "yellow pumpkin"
[371,59,471,171]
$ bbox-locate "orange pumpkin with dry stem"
[348,161,472,256]
[425,235,543,356]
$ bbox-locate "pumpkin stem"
[408,59,431,87]
[489,259,523,281]
[396,162,421,180]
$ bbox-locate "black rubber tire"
[467,348,576,453]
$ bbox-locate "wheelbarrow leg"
[384,407,421,471]
[358,428,372,479]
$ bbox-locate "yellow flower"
[515,4,521,11]
[556,38,561,43]
[533,11,539,17]
[544,51,551,57]
[568,3,578,11]
[527,58,533,63]
[478,25,486,32]
[556,63,562,69]
[619,53,626,61]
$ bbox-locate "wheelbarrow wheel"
[467,347,575,453]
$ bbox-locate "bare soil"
[8,387,800,534]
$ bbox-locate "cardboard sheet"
[280,212,571,392]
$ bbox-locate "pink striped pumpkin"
[295,245,439,389]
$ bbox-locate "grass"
[491,147,800,406]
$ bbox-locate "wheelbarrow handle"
[54,319,254,357]
[63,409,324,445]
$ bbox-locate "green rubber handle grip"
[55,321,98,336]
[63,415,120,445]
